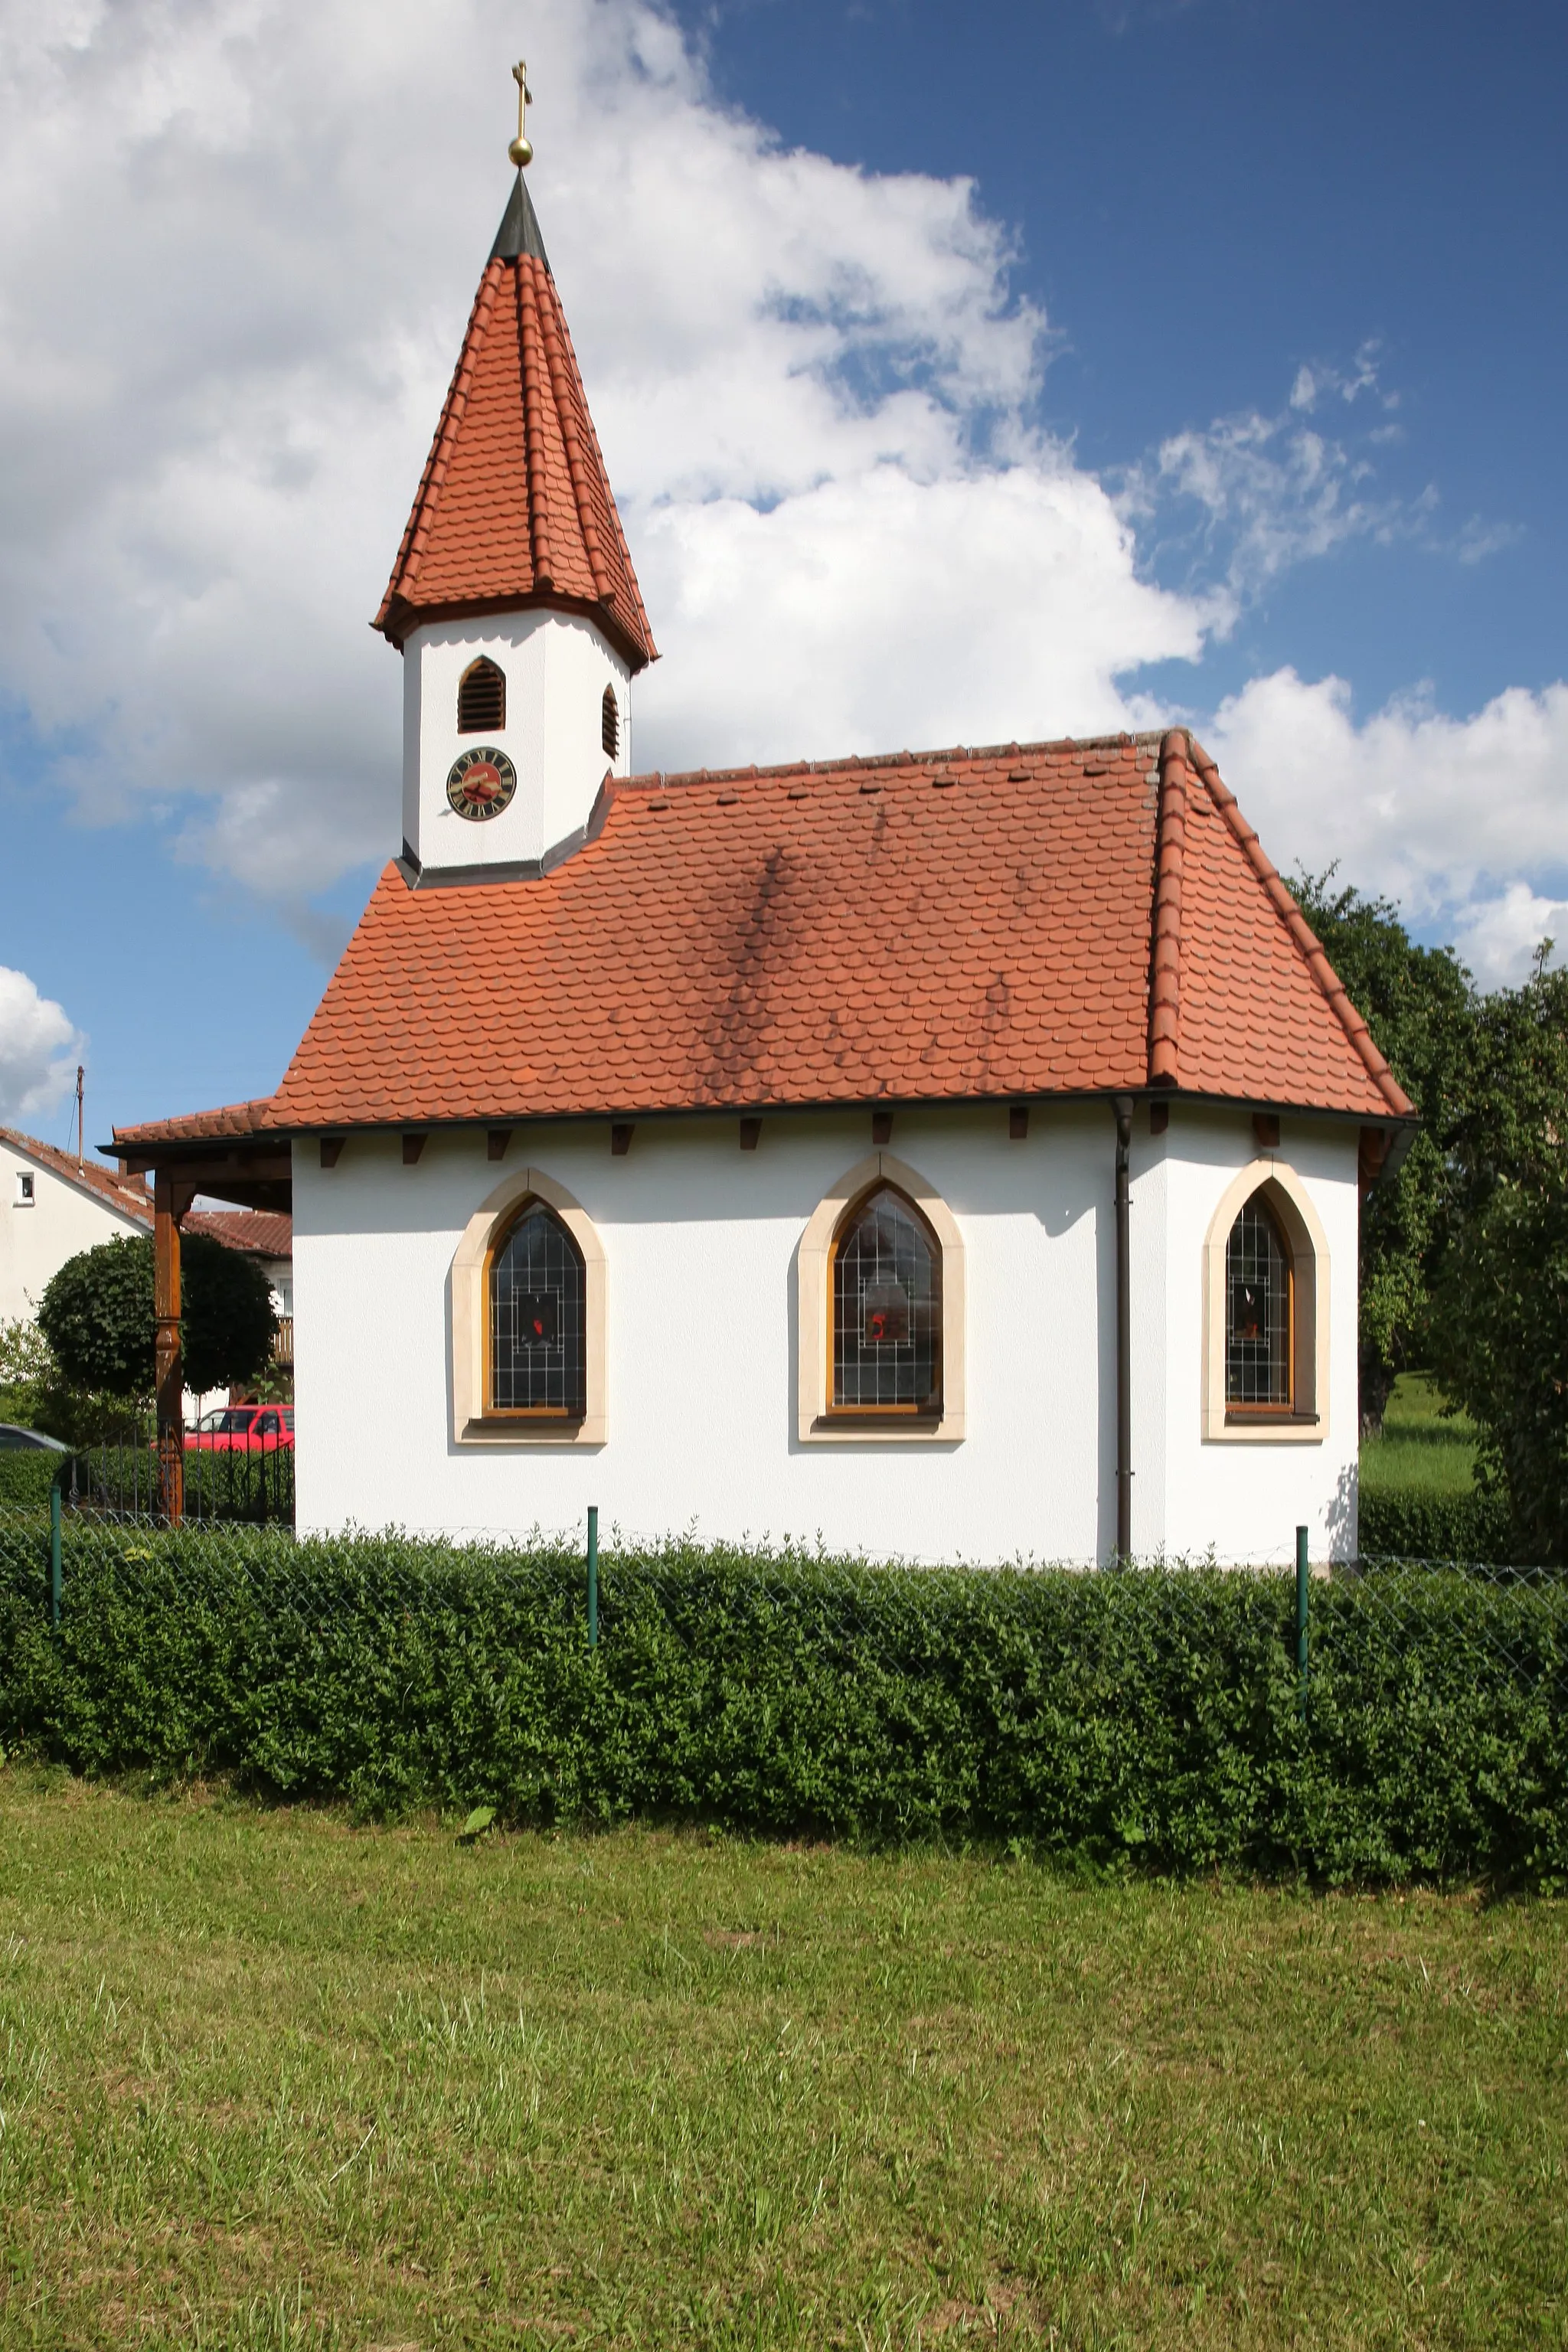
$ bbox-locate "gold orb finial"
[509,58,534,167]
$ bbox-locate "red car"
[186,1405,295,1451]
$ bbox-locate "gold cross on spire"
[509,60,534,168]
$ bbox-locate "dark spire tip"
[490,172,550,270]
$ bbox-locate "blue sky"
[0,0,1563,1161]
[681,0,1565,712]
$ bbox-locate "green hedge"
[0,1451,64,1508]
[1,1519,1564,1884]
[1359,1481,1515,1564]
[0,1445,293,1525]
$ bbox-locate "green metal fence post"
[49,1468,64,1635]
[586,1504,599,1649]
[1295,1524,1309,1721]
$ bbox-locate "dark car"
[0,1423,69,1452]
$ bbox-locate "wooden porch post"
[154,1173,191,1525]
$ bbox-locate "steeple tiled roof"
[374,174,655,672]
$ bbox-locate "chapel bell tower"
[374,65,656,877]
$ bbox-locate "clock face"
[446,746,518,822]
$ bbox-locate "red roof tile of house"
[374,174,655,673]
[114,1100,278,1146]
[116,732,1413,1146]
[183,1210,292,1259]
[1,1127,152,1221]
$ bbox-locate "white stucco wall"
[0,1139,148,1326]
[401,611,631,871]
[292,1103,1362,1566]
[1129,1104,1361,1567]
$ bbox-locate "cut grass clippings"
[0,1773,1563,2348]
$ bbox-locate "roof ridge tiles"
[1148,729,1188,1088]
[627,731,1165,795]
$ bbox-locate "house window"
[829,1184,941,1413]
[601,684,619,759]
[1202,1161,1330,1442]
[1225,1194,1292,1409]
[458,656,506,734]
[488,1199,586,1416]
[15,1172,34,1204]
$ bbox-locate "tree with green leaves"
[1428,960,1568,1561]
[1290,871,1478,1432]
[38,1233,277,1403]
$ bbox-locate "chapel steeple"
[380,67,655,878]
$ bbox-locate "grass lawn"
[0,1778,1563,2349]
[1361,1374,1480,1501]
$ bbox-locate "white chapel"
[116,136,1414,1566]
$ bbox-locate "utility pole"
[76,1065,84,1168]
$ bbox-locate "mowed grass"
[0,1778,1563,2350]
[1361,1373,1480,1499]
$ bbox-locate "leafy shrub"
[1359,1481,1514,1565]
[0,1523,1563,1885]
[38,1234,276,1398]
[0,1451,64,1508]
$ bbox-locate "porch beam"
[154,1174,195,1526]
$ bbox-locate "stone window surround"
[1201,1156,1329,1443]
[796,1151,967,1443]
[451,1165,606,1445]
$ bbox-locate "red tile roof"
[0,1126,295,1260]
[115,1100,277,1146]
[374,175,655,673]
[183,1210,292,1259]
[1,1127,152,1221]
[106,731,1413,1148]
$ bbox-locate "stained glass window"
[490,1202,586,1414]
[1226,1195,1292,1409]
[831,1186,939,1411]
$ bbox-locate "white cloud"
[1204,670,1568,982]
[0,0,1553,995]
[0,966,83,1125]
[0,0,1203,911]
[1123,345,1424,609]
[1450,885,1568,987]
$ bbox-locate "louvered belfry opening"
[601,684,619,759]
[458,657,506,734]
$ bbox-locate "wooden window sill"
[459,1416,604,1447]
[804,1413,962,1444]
[1207,1410,1324,1445]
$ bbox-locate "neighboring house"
[0,1127,292,1405]
[113,160,1415,1565]
[0,1127,154,1325]
[182,1210,294,1366]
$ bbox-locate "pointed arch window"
[458,656,506,735]
[1225,1193,1294,1410]
[829,1184,941,1415]
[601,684,620,759]
[488,1197,586,1417]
